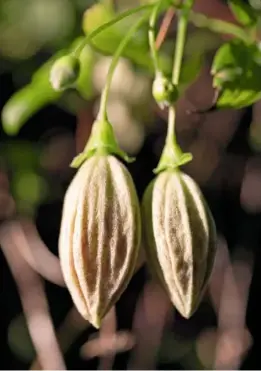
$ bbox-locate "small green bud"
[152,73,178,109]
[50,55,80,91]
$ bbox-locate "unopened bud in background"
[50,55,80,91]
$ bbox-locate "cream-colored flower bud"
[142,169,216,318]
[59,155,141,328]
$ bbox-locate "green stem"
[189,10,251,44]
[73,3,155,58]
[172,1,193,85]
[72,1,249,60]
[167,0,193,145]
[71,14,150,168]
[166,105,176,146]
[148,0,165,72]
[98,14,149,121]
[155,0,194,173]
[167,5,250,146]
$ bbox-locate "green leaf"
[211,41,261,109]
[228,0,258,27]
[1,83,60,136]
[1,48,66,135]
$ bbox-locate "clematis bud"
[59,154,141,328]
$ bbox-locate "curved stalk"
[155,0,194,173]
[98,14,149,121]
[73,3,155,58]
[148,0,166,72]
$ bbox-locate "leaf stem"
[167,0,194,145]
[172,1,193,85]
[189,10,251,44]
[148,0,166,72]
[155,0,194,173]
[155,7,176,50]
[98,14,149,121]
[70,14,150,167]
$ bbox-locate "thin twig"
[214,247,253,369]
[127,280,173,370]
[98,307,117,370]
[156,7,176,50]
[11,218,65,286]
[0,221,66,370]
[209,237,253,369]
[30,307,90,370]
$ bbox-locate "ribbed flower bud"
[59,154,141,328]
[142,169,216,318]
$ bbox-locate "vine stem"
[70,13,150,167]
[72,2,249,62]
[165,2,250,148]
[155,7,176,50]
[166,0,194,146]
[155,0,194,173]
[148,0,166,72]
[189,10,251,43]
[98,14,149,122]
[73,3,155,58]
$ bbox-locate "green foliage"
[211,41,261,109]
[228,0,258,27]
[1,0,261,137]
[82,2,171,73]
[1,38,95,135]
[1,85,60,136]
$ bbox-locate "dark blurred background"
[1,0,261,369]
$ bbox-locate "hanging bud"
[50,55,80,91]
[142,169,216,318]
[152,73,178,109]
[59,154,141,328]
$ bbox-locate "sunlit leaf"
[228,0,258,27]
[211,41,261,109]
[1,48,66,135]
[1,83,60,135]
